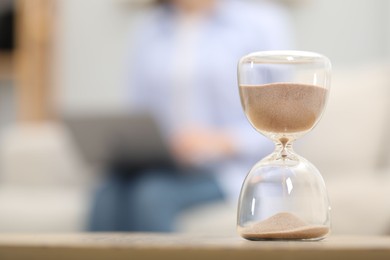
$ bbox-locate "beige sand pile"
[238,212,329,240]
[239,83,328,134]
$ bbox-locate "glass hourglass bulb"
[237,51,331,240]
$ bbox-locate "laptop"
[63,113,177,172]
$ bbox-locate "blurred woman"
[89,0,292,232]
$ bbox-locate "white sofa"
[0,124,92,232]
[1,63,390,235]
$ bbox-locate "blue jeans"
[88,169,224,232]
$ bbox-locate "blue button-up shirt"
[126,0,292,200]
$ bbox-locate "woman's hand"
[170,127,236,166]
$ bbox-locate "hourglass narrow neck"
[274,138,296,160]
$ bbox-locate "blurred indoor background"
[1,0,390,235]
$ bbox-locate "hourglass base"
[237,151,331,241]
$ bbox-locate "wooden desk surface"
[0,233,389,260]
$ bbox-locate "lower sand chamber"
[237,155,331,240]
[237,153,331,240]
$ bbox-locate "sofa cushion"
[0,122,90,187]
[296,64,390,175]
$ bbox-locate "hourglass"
[237,51,331,240]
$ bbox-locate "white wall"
[53,0,390,114]
[53,0,140,114]
[290,0,390,67]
